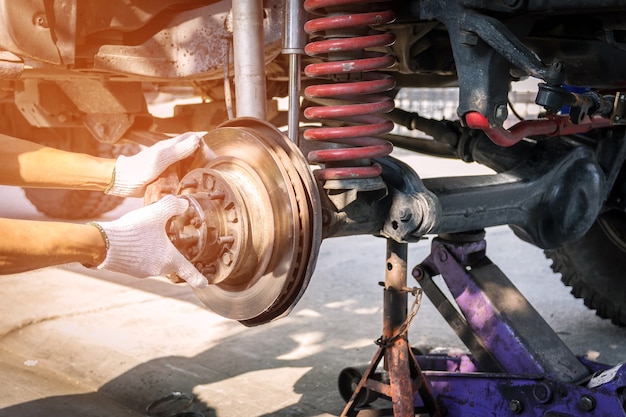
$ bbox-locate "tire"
[0,101,140,219]
[23,142,139,220]
[23,188,125,220]
[544,212,626,326]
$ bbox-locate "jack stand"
[338,232,626,416]
[340,239,440,417]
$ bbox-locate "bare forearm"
[0,134,116,190]
[0,218,106,274]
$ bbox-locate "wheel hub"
[148,119,322,326]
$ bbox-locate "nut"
[508,399,523,414]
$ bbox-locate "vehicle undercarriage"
[1,0,626,415]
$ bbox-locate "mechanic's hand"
[92,195,209,288]
[106,132,204,198]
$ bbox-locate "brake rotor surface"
[169,119,322,326]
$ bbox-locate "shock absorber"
[303,0,397,181]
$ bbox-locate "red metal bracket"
[464,111,612,147]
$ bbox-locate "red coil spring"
[303,0,397,181]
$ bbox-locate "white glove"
[106,132,204,198]
[92,195,208,288]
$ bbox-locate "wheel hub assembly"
[147,119,322,326]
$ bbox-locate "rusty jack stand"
[340,239,440,417]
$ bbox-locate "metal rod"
[223,39,234,120]
[287,53,302,144]
[384,240,414,417]
[384,240,408,333]
[283,0,307,143]
[232,0,267,119]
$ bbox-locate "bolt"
[202,264,217,275]
[218,235,235,245]
[180,178,198,190]
[204,174,215,190]
[494,104,508,123]
[399,208,412,223]
[209,192,225,200]
[508,399,523,414]
[221,251,233,266]
[438,250,448,263]
[533,382,553,404]
[578,395,595,412]
[412,266,424,281]
[226,208,238,223]
[33,13,49,28]
[549,59,563,73]
[402,286,420,296]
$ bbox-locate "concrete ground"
[0,154,625,417]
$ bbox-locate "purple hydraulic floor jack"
[339,232,626,417]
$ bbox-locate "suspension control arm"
[325,137,604,249]
[422,138,605,248]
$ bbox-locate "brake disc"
[150,119,322,326]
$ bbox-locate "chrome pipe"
[283,0,307,143]
[232,0,267,119]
